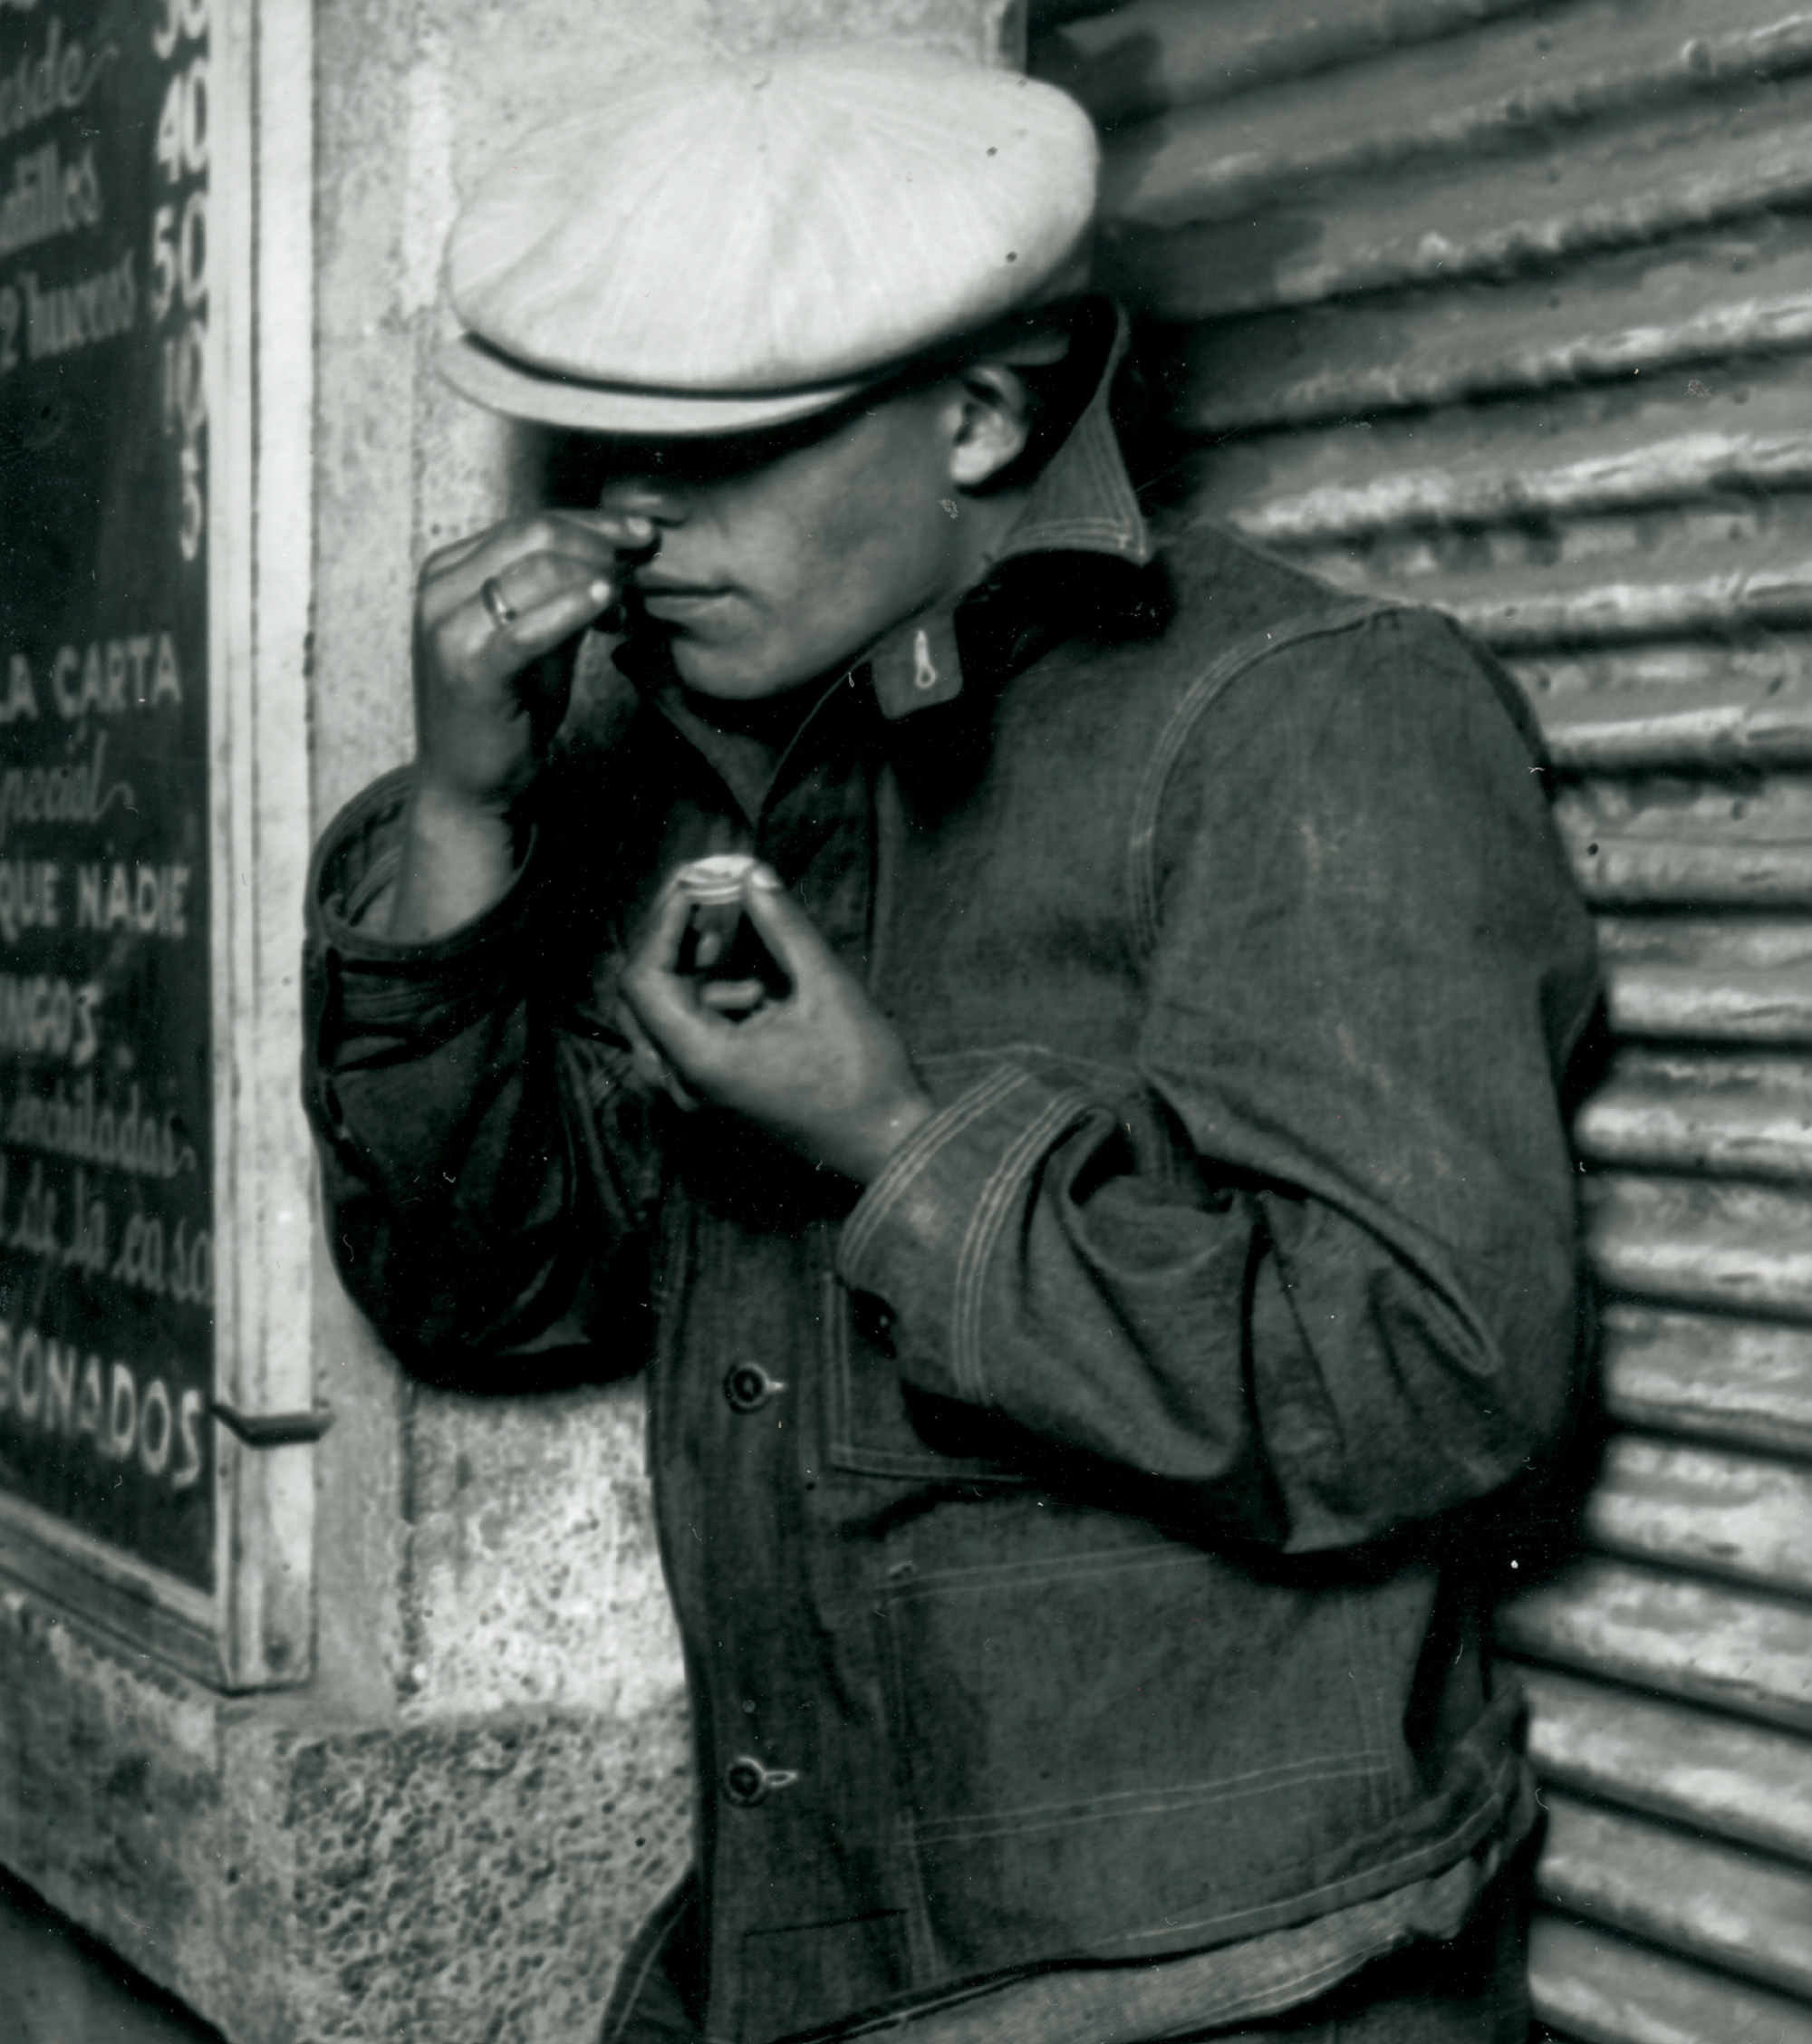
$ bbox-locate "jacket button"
[724,1363,785,1413]
[722,1756,796,1807]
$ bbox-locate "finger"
[426,554,611,641]
[426,520,603,599]
[699,979,768,1016]
[430,576,617,687]
[662,1068,704,1114]
[477,573,621,667]
[623,918,738,1087]
[435,549,622,641]
[619,1002,704,1112]
[614,996,663,1074]
[421,529,492,582]
[425,514,652,622]
[736,867,837,986]
[621,880,709,1039]
[633,874,703,981]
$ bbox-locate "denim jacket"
[303,364,1597,2044]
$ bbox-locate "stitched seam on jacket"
[909,1753,1393,1845]
[888,1541,1204,1596]
[840,1065,1029,1274]
[1094,1744,1524,1950]
[951,1090,1092,1406]
[1126,601,1395,953]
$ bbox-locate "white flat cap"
[439,42,1099,437]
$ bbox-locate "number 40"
[155,56,207,184]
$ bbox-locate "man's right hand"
[388,510,654,940]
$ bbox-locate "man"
[304,41,1597,2044]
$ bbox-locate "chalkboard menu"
[0,0,213,1592]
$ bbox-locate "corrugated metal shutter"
[1028,5,1812,2038]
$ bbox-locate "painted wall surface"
[0,2,1015,2039]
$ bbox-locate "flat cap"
[439,42,1099,437]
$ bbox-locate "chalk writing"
[0,1324,205,1490]
[16,247,134,357]
[0,134,100,259]
[75,861,189,938]
[0,1152,210,1302]
[0,14,115,147]
[0,732,134,847]
[0,0,215,1592]
[6,1075,199,1178]
[0,971,99,1064]
[0,636,183,720]
[0,857,58,940]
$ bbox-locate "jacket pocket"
[878,1512,1399,1968]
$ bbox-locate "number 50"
[149,189,207,323]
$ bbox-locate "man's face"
[595,380,985,702]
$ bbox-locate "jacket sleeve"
[838,607,1599,1553]
[303,767,663,1388]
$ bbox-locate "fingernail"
[589,578,612,603]
[751,864,782,891]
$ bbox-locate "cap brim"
[439,334,871,438]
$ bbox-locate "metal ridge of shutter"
[1098,5,1812,226]
[1577,1048,1812,1181]
[1495,1555,1812,1734]
[1538,1791,1812,2000]
[1102,78,1812,318]
[1586,1172,1812,1322]
[1032,0,1557,129]
[1597,1303,1812,1456]
[1047,0,1812,138]
[1173,217,1812,432]
[1513,644,1812,776]
[1530,1911,1812,2044]
[1200,359,1812,540]
[1511,1665,1812,1865]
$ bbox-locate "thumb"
[738,866,835,986]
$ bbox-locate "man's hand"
[621,865,933,1184]
[389,509,654,940]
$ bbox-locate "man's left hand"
[621,864,933,1184]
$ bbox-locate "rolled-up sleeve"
[304,768,661,1386]
[840,608,1599,1553]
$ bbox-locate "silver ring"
[479,575,517,631]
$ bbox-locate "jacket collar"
[864,304,1150,720]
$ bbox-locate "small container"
[674,855,782,994]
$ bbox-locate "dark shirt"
[304,334,1597,2044]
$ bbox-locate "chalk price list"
[0,0,215,1586]
[149,0,206,556]
[0,632,212,1508]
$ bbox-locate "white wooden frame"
[0,0,316,1691]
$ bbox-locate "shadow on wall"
[0,1870,223,2044]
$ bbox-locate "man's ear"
[946,363,1032,490]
